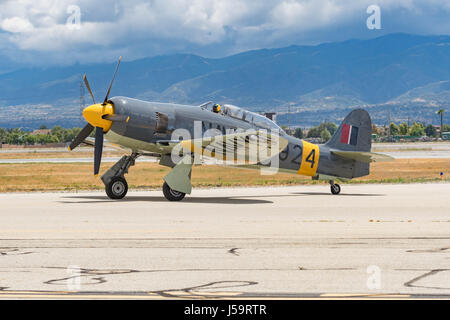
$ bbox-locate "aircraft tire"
[163,182,186,201]
[330,183,341,195]
[106,176,128,199]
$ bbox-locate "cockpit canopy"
[204,103,284,133]
[223,104,284,133]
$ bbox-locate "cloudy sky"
[0,0,449,69]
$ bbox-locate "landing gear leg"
[162,154,193,201]
[329,180,341,195]
[101,153,140,200]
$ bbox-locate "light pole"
[437,109,444,138]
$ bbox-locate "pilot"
[212,104,221,113]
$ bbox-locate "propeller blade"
[103,56,122,104]
[68,123,94,151]
[83,74,96,104]
[94,127,104,176]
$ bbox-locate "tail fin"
[325,109,372,152]
[325,109,373,178]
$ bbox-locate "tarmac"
[1,142,450,163]
[0,183,449,299]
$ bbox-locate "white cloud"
[1,17,34,33]
[0,0,448,66]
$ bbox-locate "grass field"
[0,158,448,192]
[0,150,121,159]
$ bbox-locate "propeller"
[94,126,104,176]
[68,123,94,151]
[68,56,123,176]
[104,56,121,104]
[83,74,95,104]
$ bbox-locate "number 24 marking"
[280,145,316,169]
[305,149,316,168]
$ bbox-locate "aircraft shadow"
[291,192,384,197]
[59,191,383,205]
[60,195,273,205]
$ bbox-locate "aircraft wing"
[178,131,289,164]
[331,150,395,163]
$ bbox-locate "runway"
[0,183,449,299]
[0,151,449,163]
[1,142,450,163]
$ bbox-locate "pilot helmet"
[213,104,221,113]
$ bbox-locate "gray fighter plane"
[69,57,394,201]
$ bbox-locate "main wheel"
[106,176,128,199]
[162,182,186,201]
[330,183,341,195]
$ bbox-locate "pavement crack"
[0,248,33,256]
[404,269,449,290]
[155,280,258,299]
[44,267,139,286]
[407,247,450,253]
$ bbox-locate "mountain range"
[0,33,449,129]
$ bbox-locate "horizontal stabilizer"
[332,150,395,163]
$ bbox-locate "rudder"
[325,109,372,152]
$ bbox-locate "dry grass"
[0,158,448,192]
[358,158,448,181]
[0,151,122,159]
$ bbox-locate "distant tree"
[409,122,425,137]
[442,124,450,132]
[39,124,48,129]
[6,132,21,144]
[389,123,399,135]
[47,135,59,143]
[320,128,331,142]
[293,128,303,139]
[0,128,6,142]
[51,126,64,142]
[35,134,48,144]
[0,126,89,144]
[63,128,74,142]
[7,128,21,134]
[425,124,437,137]
[23,134,37,145]
[307,122,337,139]
[319,122,337,136]
[306,126,321,138]
[398,123,409,135]
[371,124,378,134]
[47,126,83,142]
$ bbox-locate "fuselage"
[102,96,362,180]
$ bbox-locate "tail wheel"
[331,183,341,195]
[106,176,128,199]
[162,182,186,201]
